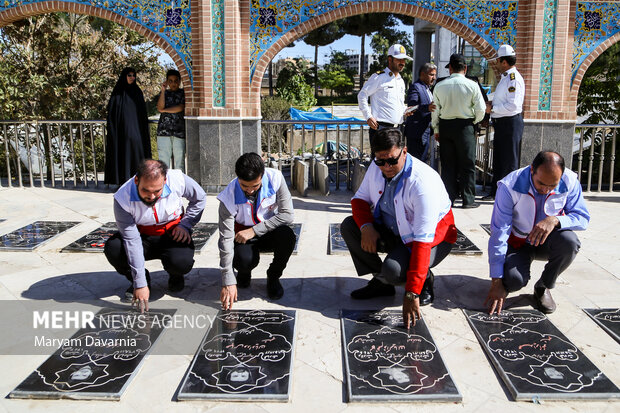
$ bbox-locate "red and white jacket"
[352,154,457,294]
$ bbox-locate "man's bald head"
[530,151,564,195]
[531,151,565,175]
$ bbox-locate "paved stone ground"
[0,185,618,412]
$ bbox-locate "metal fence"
[1,119,618,193]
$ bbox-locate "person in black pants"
[217,153,295,310]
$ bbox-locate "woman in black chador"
[104,67,152,185]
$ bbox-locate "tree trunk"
[268,60,273,96]
[359,34,366,89]
[314,44,319,98]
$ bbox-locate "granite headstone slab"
[0,221,80,251]
[464,309,620,400]
[192,223,218,253]
[178,309,296,401]
[61,222,117,253]
[262,223,303,255]
[341,310,461,402]
[9,308,176,400]
[329,223,349,255]
[451,229,482,255]
[583,308,620,344]
[480,224,491,236]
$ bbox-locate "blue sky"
[274,22,414,65]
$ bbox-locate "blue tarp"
[289,107,366,130]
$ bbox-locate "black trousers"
[438,118,476,205]
[340,216,452,285]
[233,225,296,279]
[502,230,580,293]
[104,232,195,283]
[490,114,523,195]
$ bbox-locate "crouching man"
[485,151,590,314]
[218,153,295,309]
[341,129,457,327]
[104,159,206,311]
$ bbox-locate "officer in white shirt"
[358,44,414,150]
[484,44,525,200]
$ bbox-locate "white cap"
[388,44,412,61]
[489,44,516,61]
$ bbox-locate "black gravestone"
[0,219,5,224]
[480,224,491,236]
[9,308,176,400]
[0,221,80,251]
[464,309,620,401]
[583,308,620,344]
[61,222,117,253]
[178,310,296,401]
[329,223,349,255]
[451,228,482,255]
[341,310,461,402]
[192,223,218,253]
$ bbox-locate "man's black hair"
[166,69,181,79]
[499,56,517,67]
[136,159,168,181]
[531,150,565,174]
[371,128,405,154]
[235,152,265,181]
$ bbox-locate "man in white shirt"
[358,44,413,151]
[483,44,525,200]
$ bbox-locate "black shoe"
[533,287,557,314]
[168,274,185,292]
[482,194,495,201]
[237,272,251,288]
[267,277,284,300]
[125,270,151,299]
[462,202,480,209]
[351,277,395,299]
[419,271,435,306]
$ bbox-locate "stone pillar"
[434,26,456,78]
[412,20,433,78]
[185,0,261,192]
[515,0,576,167]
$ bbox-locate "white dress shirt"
[358,67,406,125]
[491,66,524,118]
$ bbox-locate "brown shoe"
[534,287,557,314]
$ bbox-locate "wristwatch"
[404,291,419,301]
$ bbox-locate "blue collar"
[130,179,171,202]
[513,167,568,194]
[233,173,275,205]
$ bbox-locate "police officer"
[358,44,414,151]
[484,44,525,200]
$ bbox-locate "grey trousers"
[502,229,581,292]
[340,216,452,286]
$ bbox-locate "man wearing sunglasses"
[340,129,457,328]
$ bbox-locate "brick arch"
[570,32,620,104]
[0,2,191,98]
[249,1,499,109]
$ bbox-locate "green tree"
[318,68,354,97]
[576,42,620,185]
[0,13,166,121]
[276,74,316,111]
[302,22,345,97]
[340,13,394,87]
[275,58,314,91]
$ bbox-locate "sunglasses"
[127,73,136,77]
[374,147,403,166]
